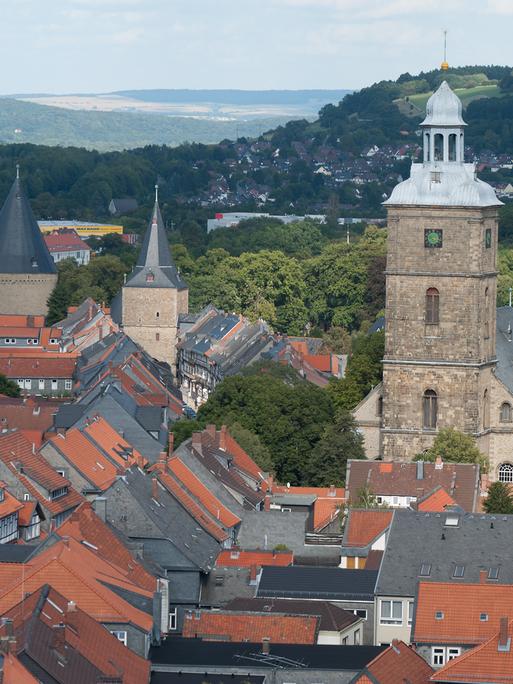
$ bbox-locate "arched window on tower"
[425,133,430,162]
[448,134,457,161]
[423,390,438,430]
[500,402,512,423]
[434,134,444,161]
[499,463,513,483]
[425,288,440,324]
[483,389,490,430]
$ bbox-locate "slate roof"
[182,610,319,644]
[125,200,186,290]
[376,510,513,598]
[495,306,513,393]
[345,459,480,512]
[257,566,378,601]
[350,640,434,684]
[225,598,360,632]
[3,584,151,684]
[0,175,56,274]
[150,637,385,671]
[413,581,513,645]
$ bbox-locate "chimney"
[168,432,174,459]
[498,617,511,652]
[435,455,443,470]
[416,461,424,480]
[67,601,77,613]
[479,569,488,584]
[52,623,66,656]
[219,425,227,451]
[92,497,107,522]
[192,432,202,450]
[206,424,216,439]
[262,637,270,655]
[391,638,401,654]
[329,484,337,497]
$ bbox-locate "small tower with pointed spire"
[120,186,188,368]
[0,168,57,316]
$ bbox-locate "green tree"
[0,373,21,398]
[320,327,352,354]
[483,481,513,514]
[170,419,204,448]
[354,485,381,509]
[414,428,488,471]
[226,422,274,473]
[305,411,365,486]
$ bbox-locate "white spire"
[155,183,159,203]
[421,81,466,128]
[16,164,19,180]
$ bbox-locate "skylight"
[419,563,432,577]
[445,515,460,527]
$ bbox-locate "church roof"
[0,174,56,274]
[124,198,187,290]
[421,80,466,127]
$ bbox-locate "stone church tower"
[380,81,502,460]
[0,168,57,317]
[120,188,188,368]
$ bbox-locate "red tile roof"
[346,459,480,512]
[216,549,293,568]
[0,356,76,379]
[0,396,61,433]
[0,484,23,519]
[0,315,45,328]
[44,231,91,252]
[344,509,393,547]
[82,415,147,469]
[358,640,434,684]
[2,653,39,684]
[58,501,156,592]
[48,429,120,491]
[417,486,457,512]
[414,582,513,646]
[3,585,150,684]
[0,538,153,631]
[156,471,229,543]
[431,622,513,683]
[182,610,319,644]
[166,457,241,529]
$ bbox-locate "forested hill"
[1,65,513,225]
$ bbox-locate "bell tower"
[381,81,502,460]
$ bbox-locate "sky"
[0,0,511,93]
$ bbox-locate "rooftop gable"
[353,640,434,684]
[343,509,393,548]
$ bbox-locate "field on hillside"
[406,83,501,111]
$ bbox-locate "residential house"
[0,431,82,531]
[0,584,151,683]
[0,357,77,396]
[412,581,513,668]
[43,229,92,265]
[345,459,481,512]
[374,510,513,647]
[0,536,157,657]
[0,395,62,446]
[177,306,274,409]
[431,618,513,684]
[266,482,345,535]
[55,298,118,354]
[349,639,434,684]
[340,509,393,569]
[257,566,378,644]
[265,336,346,387]
[225,597,364,645]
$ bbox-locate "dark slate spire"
[125,185,187,290]
[0,169,56,274]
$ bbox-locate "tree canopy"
[414,428,488,471]
[483,481,513,514]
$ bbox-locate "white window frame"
[24,379,32,390]
[64,379,72,391]
[169,607,177,631]
[380,599,403,625]
[432,647,445,667]
[408,601,414,625]
[110,630,127,646]
[38,379,45,391]
[447,647,461,660]
[51,379,58,391]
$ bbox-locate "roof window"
[435,611,444,620]
[419,563,432,577]
[445,514,460,527]
[453,565,465,578]
[488,567,500,580]
[480,613,488,622]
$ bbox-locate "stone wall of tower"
[122,286,188,368]
[382,205,499,461]
[0,273,57,316]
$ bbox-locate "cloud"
[277,0,464,17]
[485,0,513,13]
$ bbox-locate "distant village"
[0,80,512,684]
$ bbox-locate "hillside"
[0,97,301,151]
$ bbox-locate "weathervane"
[441,30,449,71]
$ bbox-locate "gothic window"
[423,390,438,430]
[448,134,457,161]
[483,390,490,430]
[500,402,512,423]
[425,288,440,324]
[498,463,513,483]
[485,228,492,248]
[377,396,383,417]
[434,133,444,161]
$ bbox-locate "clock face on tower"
[424,229,443,248]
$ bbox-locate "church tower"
[381,81,502,460]
[121,187,188,368]
[0,168,57,317]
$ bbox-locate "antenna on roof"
[441,29,449,71]
[16,163,20,180]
